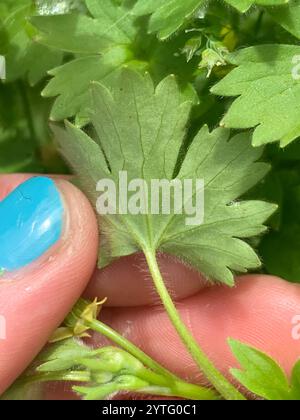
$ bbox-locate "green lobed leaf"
[229,339,300,400]
[211,44,300,147]
[53,69,276,285]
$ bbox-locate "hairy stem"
[144,248,246,401]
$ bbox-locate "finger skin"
[85,253,209,307]
[0,175,99,394]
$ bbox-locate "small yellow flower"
[49,298,107,343]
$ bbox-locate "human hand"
[0,174,299,399]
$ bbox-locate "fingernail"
[0,177,63,272]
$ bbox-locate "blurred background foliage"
[0,0,300,282]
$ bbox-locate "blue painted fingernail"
[0,177,63,272]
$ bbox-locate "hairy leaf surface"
[54,70,276,285]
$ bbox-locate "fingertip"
[0,176,99,393]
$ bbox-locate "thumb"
[0,175,98,394]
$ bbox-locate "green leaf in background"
[0,127,36,173]
[43,45,132,124]
[0,77,66,174]
[132,0,288,39]
[132,0,205,40]
[0,83,43,173]
[0,2,63,85]
[0,0,30,19]
[54,70,276,285]
[32,0,138,122]
[35,0,86,15]
[32,0,136,53]
[259,163,300,283]
[211,45,300,147]
[229,339,300,400]
[226,0,288,13]
[260,224,300,282]
[268,0,300,40]
[5,37,63,87]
